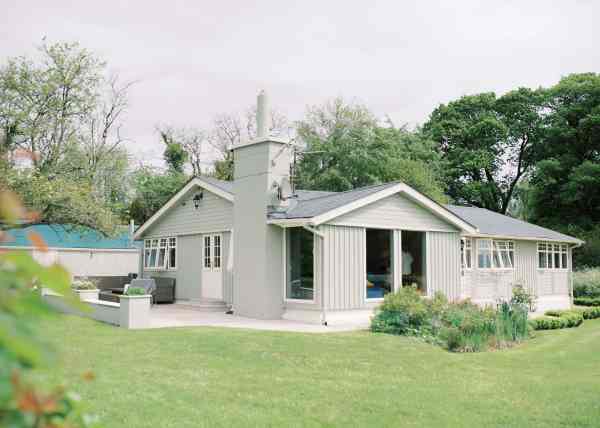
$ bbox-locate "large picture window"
[144,237,177,270]
[477,239,514,269]
[286,227,314,301]
[538,242,568,269]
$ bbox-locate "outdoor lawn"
[35,316,600,428]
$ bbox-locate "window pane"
[561,252,567,269]
[554,251,560,269]
[144,249,151,268]
[158,248,166,267]
[461,239,465,269]
[169,247,176,268]
[204,236,211,268]
[466,249,472,268]
[214,235,221,269]
[539,251,547,268]
[149,249,157,267]
[169,237,176,247]
[501,251,512,268]
[547,252,553,269]
[286,228,314,300]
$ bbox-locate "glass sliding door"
[286,227,314,301]
[366,228,393,300]
[401,230,427,294]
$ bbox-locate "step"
[173,299,229,312]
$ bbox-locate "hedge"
[529,311,584,330]
[573,297,600,307]
[575,306,600,320]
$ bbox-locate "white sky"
[2,0,598,168]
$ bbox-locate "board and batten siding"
[143,186,233,237]
[426,231,461,300]
[328,193,458,232]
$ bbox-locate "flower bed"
[370,286,530,352]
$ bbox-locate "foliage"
[573,297,600,307]
[0,41,133,232]
[423,89,545,213]
[71,279,97,290]
[371,286,530,352]
[573,268,600,298]
[125,287,146,296]
[158,127,188,174]
[295,98,447,201]
[530,311,584,330]
[574,306,600,320]
[128,166,188,225]
[0,188,96,427]
[510,284,535,308]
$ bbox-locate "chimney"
[232,91,292,319]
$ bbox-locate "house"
[133,91,583,324]
[1,224,140,280]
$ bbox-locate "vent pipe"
[256,90,270,139]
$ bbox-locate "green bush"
[573,297,600,306]
[125,286,146,296]
[529,310,584,330]
[574,306,600,320]
[573,268,600,298]
[371,287,531,352]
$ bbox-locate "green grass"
[35,316,600,427]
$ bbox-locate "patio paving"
[149,304,369,333]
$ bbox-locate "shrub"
[574,306,600,320]
[573,297,600,306]
[573,268,600,298]
[125,286,146,296]
[371,288,531,352]
[71,278,97,290]
[530,310,584,330]
[510,284,535,309]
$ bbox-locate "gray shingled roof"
[196,177,581,244]
[445,205,582,244]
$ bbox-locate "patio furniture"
[150,277,176,303]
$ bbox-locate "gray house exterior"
[134,92,583,324]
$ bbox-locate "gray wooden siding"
[143,187,233,238]
[222,231,233,305]
[426,231,461,300]
[321,224,366,310]
[329,193,458,232]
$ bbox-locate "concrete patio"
[149,304,370,333]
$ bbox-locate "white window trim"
[476,239,515,271]
[283,228,317,304]
[461,237,473,270]
[537,241,569,271]
[144,236,177,271]
[202,234,223,273]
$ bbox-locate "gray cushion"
[130,278,156,294]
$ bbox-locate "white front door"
[202,234,223,300]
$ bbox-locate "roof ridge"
[297,181,402,203]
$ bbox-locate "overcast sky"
[2,1,599,168]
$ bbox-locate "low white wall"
[42,290,149,329]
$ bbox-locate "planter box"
[119,295,151,329]
[73,289,100,301]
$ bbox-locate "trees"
[528,73,600,266]
[295,98,447,201]
[424,89,544,213]
[0,42,133,233]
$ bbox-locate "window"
[366,229,393,299]
[286,227,314,300]
[213,235,221,269]
[144,237,177,269]
[461,238,472,269]
[168,237,177,269]
[478,239,514,269]
[203,235,211,269]
[538,242,568,269]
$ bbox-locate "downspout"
[303,225,327,326]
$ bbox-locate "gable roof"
[1,224,136,250]
[133,176,234,239]
[445,205,583,244]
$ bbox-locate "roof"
[135,175,580,244]
[445,205,582,244]
[0,224,137,250]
